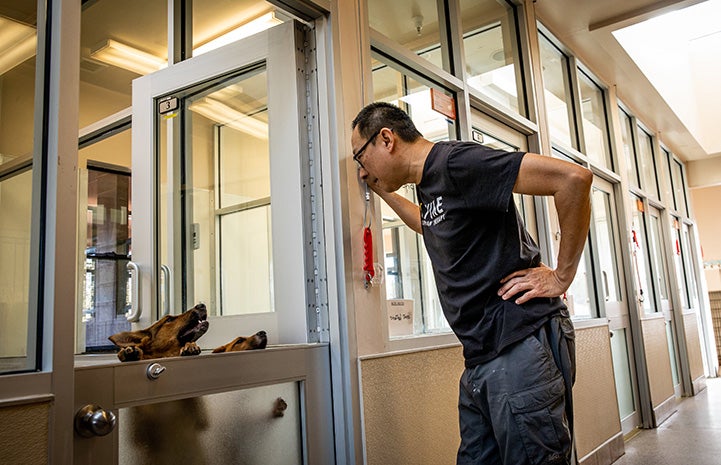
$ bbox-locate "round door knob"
[74,404,117,438]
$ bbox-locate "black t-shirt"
[417,141,566,367]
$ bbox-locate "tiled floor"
[611,377,721,464]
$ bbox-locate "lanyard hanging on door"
[363,184,375,288]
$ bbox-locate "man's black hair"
[351,102,423,143]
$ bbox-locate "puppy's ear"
[109,330,149,348]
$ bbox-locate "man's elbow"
[572,166,593,195]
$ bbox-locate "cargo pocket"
[508,375,570,465]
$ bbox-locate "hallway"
[612,377,721,464]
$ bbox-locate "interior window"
[367,0,449,72]
[460,0,524,115]
[371,55,455,336]
[0,3,39,373]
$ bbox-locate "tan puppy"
[212,330,268,353]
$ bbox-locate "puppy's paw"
[180,342,202,356]
[117,346,142,362]
[273,397,288,418]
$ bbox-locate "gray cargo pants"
[457,313,576,465]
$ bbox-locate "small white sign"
[387,299,414,337]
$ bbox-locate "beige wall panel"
[573,325,621,459]
[360,347,464,465]
[684,313,705,381]
[0,402,49,465]
[641,317,675,406]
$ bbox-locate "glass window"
[539,35,576,150]
[372,55,456,335]
[0,4,39,373]
[630,197,655,313]
[660,148,673,205]
[636,127,658,199]
[592,187,622,304]
[619,108,640,189]
[184,67,272,315]
[460,0,524,115]
[671,158,688,216]
[578,71,611,169]
[549,152,594,318]
[670,219,689,310]
[81,165,132,351]
[682,224,700,310]
[80,0,168,125]
[368,0,449,72]
[647,208,669,302]
[193,1,288,56]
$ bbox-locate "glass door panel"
[647,206,681,390]
[592,179,639,432]
[132,21,310,346]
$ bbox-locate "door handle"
[126,261,142,322]
[160,264,171,316]
[74,404,117,438]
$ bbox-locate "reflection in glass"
[185,67,271,315]
[566,250,593,318]
[81,165,132,351]
[592,188,621,303]
[368,0,448,72]
[372,57,455,334]
[670,221,689,310]
[578,71,611,169]
[660,148,674,206]
[637,128,658,198]
[0,4,38,374]
[619,109,640,189]
[630,201,655,313]
[671,158,687,216]
[460,0,523,115]
[648,210,669,301]
[610,329,636,418]
[80,0,168,125]
[682,225,700,309]
[193,4,286,55]
[539,35,576,149]
[119,382,301,465]
[0,169,33,371]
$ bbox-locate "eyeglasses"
[352,129,380,169]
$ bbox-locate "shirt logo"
[421,196,446,227]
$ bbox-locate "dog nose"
[195,303,206,311]
[257,331,267,337]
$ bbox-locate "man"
[351,102,592,465]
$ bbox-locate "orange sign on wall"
[430,88,456,121]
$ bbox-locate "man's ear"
[379,127,394,151]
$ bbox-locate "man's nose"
[358,166,369,180]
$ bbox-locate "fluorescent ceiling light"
[189,98,268,140]
[88,12,283,75]
[90,39,167,75]
[0,17,37,75]
[194,12,284,56]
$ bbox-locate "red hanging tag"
[363,226,374,285]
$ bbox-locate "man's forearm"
[553,171,592,287]
[373,189,423,234]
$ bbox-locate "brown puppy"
[109,303,209,361]
[212,330,268,353]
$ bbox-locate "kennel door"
[131,20,311,347]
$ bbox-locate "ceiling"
[534,0,720,163]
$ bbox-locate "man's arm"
[498,153,593,304]
[370,187,423,235]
